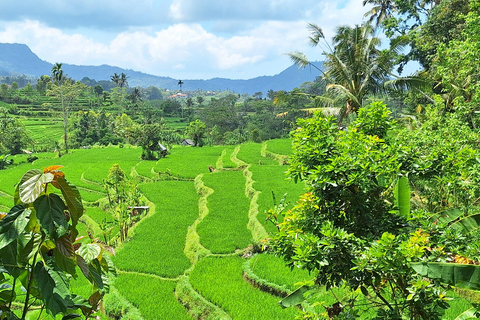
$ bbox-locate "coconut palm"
[111,73,120,86]
[362,0,396,28]
[119,73,128,88]
[288,23,396,124]
[51,63,64,84]
[178,80,184,91]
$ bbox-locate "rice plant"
[190,255,299,319]
[113,180,198,277]
[197,170,251,253]
[115,273,191,320]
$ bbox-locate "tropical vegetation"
[1,0,480,319]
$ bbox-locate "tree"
[199,94,240,133]
[119,73,128,88]
[289,23,395,124]
[0,166,113,319]
[94,84,104,97]
[51,62,64,84]
[0,108,31,154]
[134,122,168,160]
[36,75,51,95]
[267,103,460,319]
[186,119,207,147]
[110,73,120,87]
[363,0,396,28]
[0,83,8,99]
[47,78,85,154]
[177,80,184,91]
[103,164,143,242]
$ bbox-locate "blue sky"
[0,0,371,80]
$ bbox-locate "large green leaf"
[429,208,463,226]
[279,285,309,308]
[87,259,105,290]
[33,261,73,316]
[454,307,478,320]
[33,194,68,239]
[19,169,53,204]
[394,176,410,218]
[451,214,480,234]
[428,208,480,234]
[56,178,84,228]
[54,247,77,278]
[412,262,480,290]
[17,231,42,266]
[0,205,29,250]
[76,243,101,264]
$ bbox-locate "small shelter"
[182,139,195,146]
[158,142,167,158]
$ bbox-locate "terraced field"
[0,139,313,319]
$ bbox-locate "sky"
[0,0,372,80]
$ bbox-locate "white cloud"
[0,0,372,79]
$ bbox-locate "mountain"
[0,43,322,94]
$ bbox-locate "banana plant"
[0,166,114,320]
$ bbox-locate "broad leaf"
[394,176,410,218]
[33,194,68,239]
[76,255,89,278]
[0,205,29,250]
[0,242,19,276]
[412,262,480,291]
[62,314,82,320]
[454,307,478,320]
[87,259,105,290]
[19,169,53,204]
[17,231,42,266]
[279,285,309,308]
[56,178,83,227]
[451,214,480,234]
[76,243,101,264]
[57,235,75,258]
[33,261,73,316]
[429,208,463,226]
[54,248,77,278]
[72,294,93,316]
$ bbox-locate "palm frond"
[307,23,325,46]
[286,51,310,69]
[384,76,432,92]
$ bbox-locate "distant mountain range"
[0,43,322,95]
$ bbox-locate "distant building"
[168,93,188,99]
[182,139,194,146]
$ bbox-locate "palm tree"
[288,23,396,124]
[119,73,128,88]
[51,63,64,84]
[111,73,120,86]
[362,0,396,29]
[128,87,142,104]
[178,80,184,91]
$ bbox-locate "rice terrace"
[3,0,480,319]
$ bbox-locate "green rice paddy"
[0,140,349,320]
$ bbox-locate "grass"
[133,159,157,179]
[250,164,306,234]
[115,273,191,320]
[236,142,276,165]
[113,180,198,277]
[154,145,225,179]
[189,255,300,319]
[197,170,252,253]
[248,253,312,291]
[265,138,294,156]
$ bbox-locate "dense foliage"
[0,166,113,319]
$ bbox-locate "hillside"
[0,43,322,94]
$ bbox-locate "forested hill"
[0,42,322,94]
